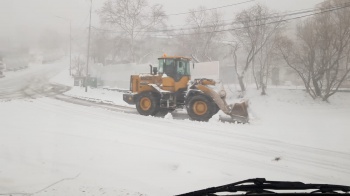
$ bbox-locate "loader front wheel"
[187,95,214,121]
[211,103,220,115]
[136,93,159,116]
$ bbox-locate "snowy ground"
[1,61,350,195]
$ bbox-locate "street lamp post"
[69,20,72,76]
[85,0,92,92]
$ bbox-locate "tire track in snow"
[94,111,350,181]
[26,98,350,183]
[37,94,350,178]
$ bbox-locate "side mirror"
[152,67,158,75]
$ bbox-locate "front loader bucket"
[195,84,249,123]
[229,101,249,123]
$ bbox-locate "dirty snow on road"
[1,62,350,195]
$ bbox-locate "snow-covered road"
[1,61,350,196]
[0,61,69,101]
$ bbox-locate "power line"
[145,7,325,33]
[150,3,350,37]
[167,6,318,28]
[161,0,255,16]
[96,0,320,33]
[94,0,254,33]
[91,2,350,35]
[171,1,350,30]
[146,7,316,31]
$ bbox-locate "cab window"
[177,60,190,76]
[158,58,190,80]
[158,59,176,76]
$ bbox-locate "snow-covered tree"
[99,0,167,63]
[278,0,350,101]
[229,4,284,93]
[176,7,224,62]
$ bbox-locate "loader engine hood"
[138,74,162,85]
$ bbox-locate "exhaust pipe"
[149,64,153,75]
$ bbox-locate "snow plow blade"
[195,83,249,123]
[229,101,249,123]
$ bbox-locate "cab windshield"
[158,58,190,80]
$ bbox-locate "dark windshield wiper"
[175,178,350,196]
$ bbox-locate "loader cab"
[158,57,191,81]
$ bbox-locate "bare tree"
[254,32,283,95]
[72,56,86,77]
[175,7,224,62]
[230,4,284,92]
[278,0,350,101]
[99,0,167,62]
[227,41,242,95]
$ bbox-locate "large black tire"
[186,94,214,121]
[136,92,160,116]
[211,103,220,115]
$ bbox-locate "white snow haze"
[1,0,350,196]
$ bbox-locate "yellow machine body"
[129,74,190,94]
[123,55,249,123]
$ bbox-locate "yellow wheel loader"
[123,55,249,123]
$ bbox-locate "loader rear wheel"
[136,93,159,116]
[186,95,214,121]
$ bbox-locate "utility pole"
[69,20,72,76]
[85,0,92,92]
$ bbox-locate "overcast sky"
[0,0,323,46]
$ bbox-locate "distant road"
[0,62,66,101]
